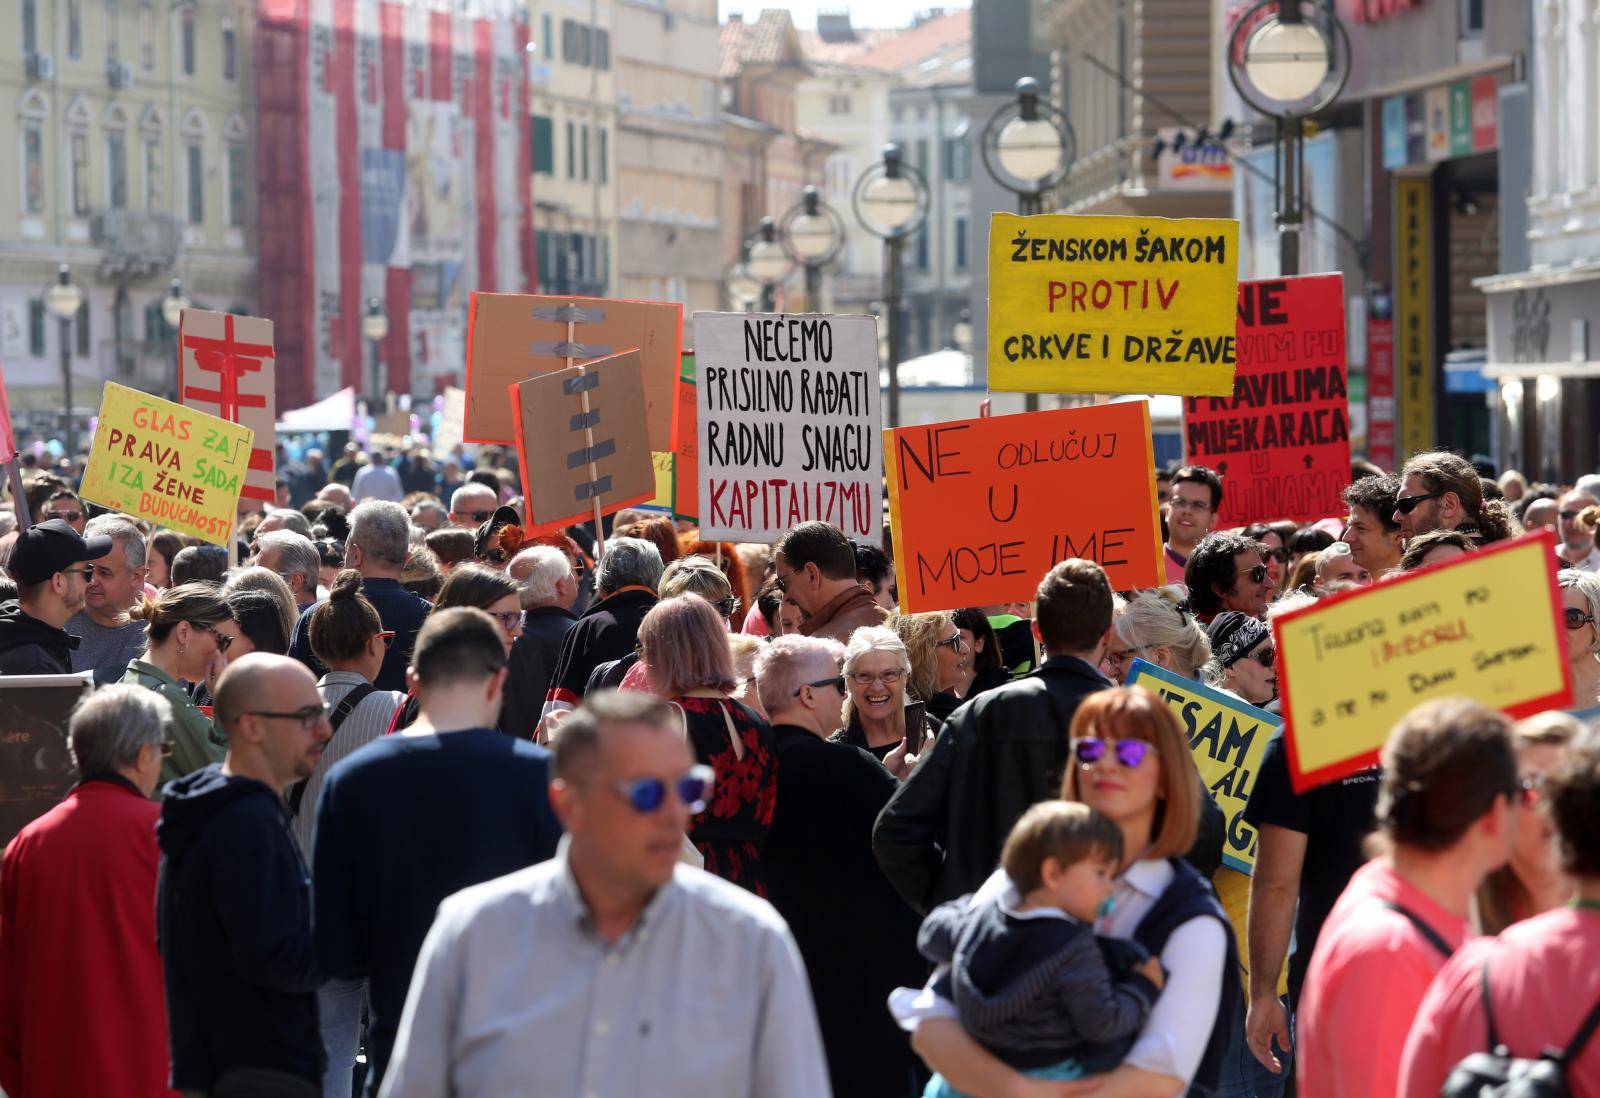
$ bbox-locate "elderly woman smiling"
[834,626,942,778]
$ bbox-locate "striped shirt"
[291,672,405,855]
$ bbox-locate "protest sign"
[511,349,656,534]
[464,293,682,448]
[1274,530,1571,792]
[1183,275,1352,526]
[178,308,276,508]
[988,212,1240,397]
[1127,659,1278,874]
[693,313,881,544]
[884,401,1162,614]
[81,383,253,545]
[0,673,92,846]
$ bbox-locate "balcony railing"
[90,209,181,279]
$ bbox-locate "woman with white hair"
[1559,568,1600,706]
[833,625,941,778]
[1102,585,1211,684]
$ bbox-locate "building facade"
[2,0,257,434]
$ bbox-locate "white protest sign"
[693,312,882,544]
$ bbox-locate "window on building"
[541,13,552,59]
[915,139,929,180]
[580,123,589,181]
[76,300,90,357]
[106,0,120,62]
[915,305,931,354]
[1460,0,1484,34]
[954,215,968,270]
[944,137,970,182]
[596,29,610,70]
[597,126,607,184]
[562,19,577,62]
[531,114,554,174]
[143,135,161,209]
[22,0,37,54]
[579,24,592,65]
[29,300,45,357]
[221,13,236,80]
[23,124,45,214]
[70,131,90,217]
[226,142,245,227]
[829,95,851,115]
[565,120,575,179]
[914,226,929,271]
[186,141,203,223]
[67,0,83,58]
[181,5,196,75]
[139,0,154,69]
[107,131,127,209]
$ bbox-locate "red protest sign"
[178,309,276,508]
[1183,274,1351,527]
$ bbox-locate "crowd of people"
[0,437,1598,1098]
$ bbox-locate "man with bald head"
[157,654,331,1096]
[1522,496,1558,535]
[1556,488,1600,571]
[449,482,499,529]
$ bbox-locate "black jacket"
[0,602,76,675]
[545,587,657,706]
[499,604,577,737]
[156,765,323,1091]
[873,656,1110,913]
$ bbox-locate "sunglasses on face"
[378,630,396,650]
[609,764,716,814]
[714,596,741,619]
[935,634,969,653]
[1263,547,1291,563]
[49,509,84,522]
[1073,736,1153,769]
[1242,564,1270,584]
[795,675,846,697]
[1246,645,1276,669]
[244,704,325,730]
[1394,492,1442,516]
[60,566,94,579]
[773,569,798,593]
[460,509,494,523]
[1565,608,1597,631]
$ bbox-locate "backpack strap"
[1477,959,1504,1054]
[286,684,376,819]
[1560,978,1600,1064]
[1380,899,1454,960]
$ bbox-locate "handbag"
[1441,959,1600,1096]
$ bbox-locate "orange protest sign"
[884,401,1163,614]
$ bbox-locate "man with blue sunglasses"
[382,691,830,1098]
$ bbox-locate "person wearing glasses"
[312,608,560,1096]
[835,627,943,776]
[892,610,972,724]
[618,557,740,693]
[1474,711,1577,936]
[65,516,152,684]
[447,482,498,530]
[1164,466,1224,586]
[0,686,176,1098]
[158,654,333,1098]
[122,583,241,789]
[1184,532,1275,625]
[38,488,88,534]
[380,690,827,1098]
[1240,523,1291,595]
[1393,450,1520,545]
[757,635,926,1098]
[772,521,890,645]
[1202,613,1277,710]
[0,517,113,675]
[1559,569,1600,707]
[1102,586,1211,686]
[1555,488,1600,571]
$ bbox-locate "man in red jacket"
[0,683,179,1098]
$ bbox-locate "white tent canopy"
[277,388,356,434]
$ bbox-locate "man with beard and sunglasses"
[1184,532,1275,624]
[1393,451,1520,546]
[381,690,828,1098]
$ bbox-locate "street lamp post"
[854,143,929,429]
[745,217,791,312]
[45,265,84,460]
[161,277,190,333]
[361,297,389,411]
[1226,0,1350,275]
[780,185,846,312]
[722,240,763,313]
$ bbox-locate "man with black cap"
[0,519,113,675]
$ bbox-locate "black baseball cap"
[10,519,113,586]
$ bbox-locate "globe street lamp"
[854,143,930,429]
[780,185,846,312]
[45,265,85,460]
[361,297,389,410]
[745,217,791,312]
[1227,0,1350,274]
[161,277,190,333]
[723,239,763,313]
[981,77,1076,217]
[952,308,973,355]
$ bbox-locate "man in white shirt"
[380,691,831,1098]
[351,450,404,502]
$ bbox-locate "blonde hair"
[1113,586,1210,679]
[660,556,733,603]
[889,610,953,701]
[638,594,736,697]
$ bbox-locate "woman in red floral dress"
[637,594,778,895]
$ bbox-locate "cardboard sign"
[511,349,656,534]
[81,383,253,545]
[0,674,92,847]
[464,293,683,448]
[1183,275,1352,526]
[1274,530,1572,792]
[693,313,882,544]
[884,401,1163,614]
[178,308,276,508]
[1127,660,1278,874]
[988,212,1241,397]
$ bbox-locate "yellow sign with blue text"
[987,212,1240,397]
[1127,659,1277,875]
[80,382,253,546]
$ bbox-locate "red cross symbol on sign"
[180,313,275,423]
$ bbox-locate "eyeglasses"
[714,596,741,619]
[60,566,94,579]
[191,622,234,653]
[773,569,798,594]
[795,675,846,697]
[244,704,326,730]
[459,509,494,523]
[1106,644,1151,668]
[935,634,970,653]
[1263,547,1291,563]
[489,610,523,633]
[1394,492,1442,516]
[1246,645,1276,669]
[1242,564,1270,584]
[1565,608,1597,631]
[1073,736,1153,769]
[48,509,84,522]
[378,630,396,650]
[849,669,904,687]
[1168,497,1212,513]
[609,764,716,814]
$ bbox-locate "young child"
[914,801,1165,1095]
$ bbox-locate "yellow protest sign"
[1127,659,1277,874]
[80,382,253,546]
[987,212,1240,397]
[1274,530,1571,793]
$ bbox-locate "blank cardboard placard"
[177,308,275,508]
[512,349,656,534]
[1274,530,1572,792]
[465,293,682,448]
[884,401,1163,614]
[988,212,1240,397]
